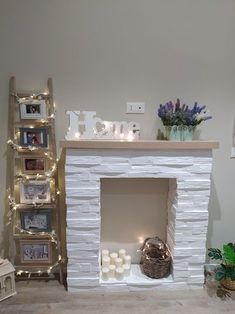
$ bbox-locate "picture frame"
[20,180,51,204]
[20,209,51,232]
[20,99,47,120]
[20,240,52,263]
[22,156,46,174]
[19,127,48,148]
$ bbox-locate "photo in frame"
[20,240,52,263]
[20,180,51,204]
[20,209,51,232]
[22,156,46,174]
[19,127,48,148]
[20,99,47,120]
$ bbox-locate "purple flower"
[157,99,212,126]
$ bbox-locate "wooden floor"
[1,280,235,314]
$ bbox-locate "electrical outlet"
[126,102,145,114]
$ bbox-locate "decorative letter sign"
[65,111,140,140]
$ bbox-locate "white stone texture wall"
[65,149,212,291]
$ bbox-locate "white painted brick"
[68,270,99,278]
[65,165,92,173]
[68,257,99,264]
[66,197,99,205]
[187,275,204,284]
[67,278,99,287]
[65,148,213,290]
[67,249,99,259]
[66,155,101,164]
[68,263,100,272]
[188,268,204,276]
[67,219,100,229]
[67,204,100,212]
[66,188,99,197]
[66,228,99,237]
[66,180,99,189]
[175,211,208,220]
[91,164,131,173]
[67,211,100,220]
[67,241,99,250]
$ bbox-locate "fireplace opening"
[100,178,174,285]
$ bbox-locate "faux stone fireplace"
[61,140,218,292]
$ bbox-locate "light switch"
[126,102,145,114]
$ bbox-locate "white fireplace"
[61,140,218,292]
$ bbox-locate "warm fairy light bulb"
[127,131,134,141]
[93,128,97,135]
[75,132,80,139]
[138,236,144,244]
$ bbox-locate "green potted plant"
[157,99,212,141]
[208,243,235,290]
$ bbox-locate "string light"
[15,163,57,181]
[15,225,58,244]
[11,92,56,123]
[16,255,64,277]
[9,92,61,280]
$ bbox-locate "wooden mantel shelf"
[60,140,219,150]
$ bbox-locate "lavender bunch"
[158,99,212,126]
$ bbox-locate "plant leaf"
[208,248,222,260]
[223,244,235,265]
[215,267,226,281]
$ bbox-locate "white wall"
[0,0,235,256]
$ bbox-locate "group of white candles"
[101,249,131,281]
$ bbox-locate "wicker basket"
[140,236,172,279]
[221,278,235,291]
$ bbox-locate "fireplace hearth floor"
[100,264,173,287]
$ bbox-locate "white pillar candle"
[118,249,126,261]
[123,264,131,277]
[123,255,131,265]
[102,249,109,259]
[115,267,124,281]
[110,252,118,265]
[102,267,109,281]
[102,256,110,267]
[114,257,123,268]
[109,265,116,278]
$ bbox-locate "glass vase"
[165,125,195,141]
